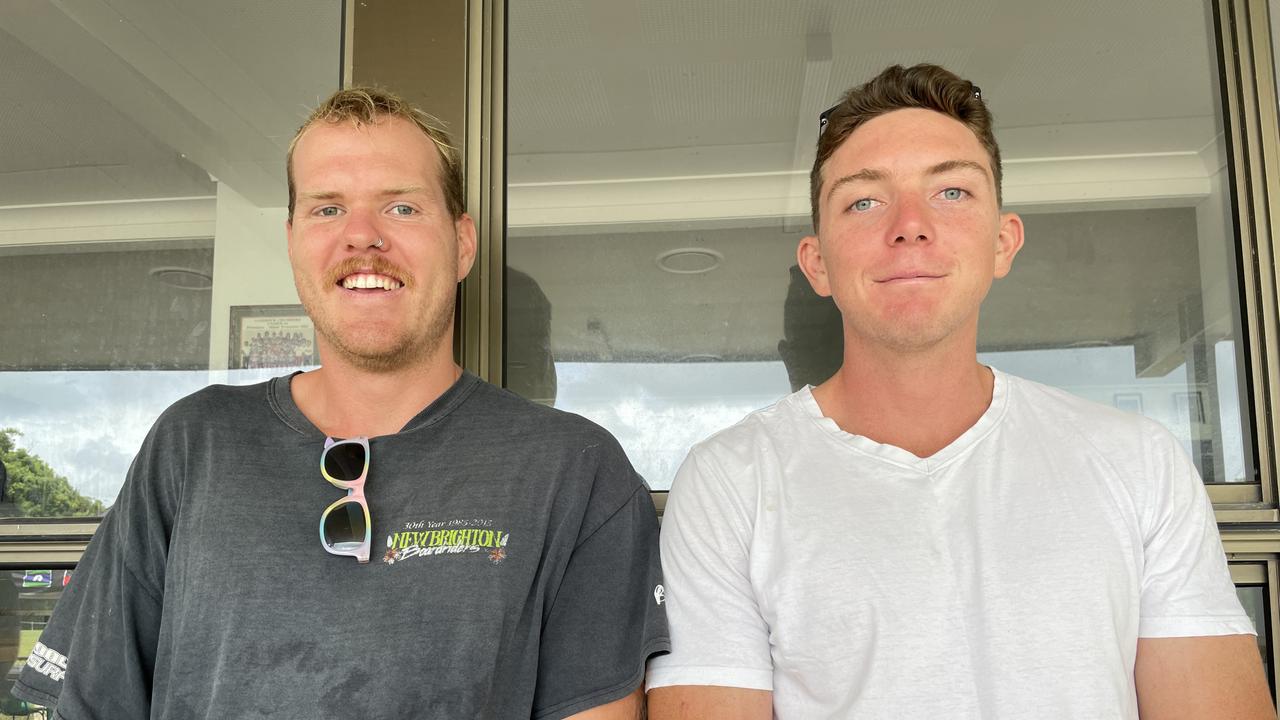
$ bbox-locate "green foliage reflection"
[0,428,106,518]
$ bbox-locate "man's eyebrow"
[297,186,428,202]
[825,168,887,200]
[380,186,428,196]
[928,159,989,177]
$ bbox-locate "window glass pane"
[0,4,342,517]
[0,566,73,716]
[505,0,1254,490]
[1237,583,1272,689]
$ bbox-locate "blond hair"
[287,87,464,219]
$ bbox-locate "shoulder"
[462,383,656,537]
[667,391,808,512]
[1000,372,1184,469]
[144,378,277,440]
[164,379,271,416]
[463,378,625,450]
[459,380,641,495]
[686,389,811,468]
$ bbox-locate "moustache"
[324,256,414,287]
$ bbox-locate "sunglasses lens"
[322,500,367,550]
[324,442,366,482]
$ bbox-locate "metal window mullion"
[1219,0,1280,507]
[461,0,485,377]
[1269,558,1280,708]
[486,0,506,384]
[1212,483,1267,503]
[341,0,354,89]
[461,0,505,385]
[0,543,87,565]
[1246,0,1280,506]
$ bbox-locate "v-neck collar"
[795,367,1010,474]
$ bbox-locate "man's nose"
[887,196,933,244]
[342,209,380,249]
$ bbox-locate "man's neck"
[290,344,463,439]
[811,335,994,459]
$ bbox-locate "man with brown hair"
[13,87,667,719]
[647,64,1271,719]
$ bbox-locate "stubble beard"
[296,271,456,374]
[865,317,957,355]
[846,298,982,356]
[319,299,453,372]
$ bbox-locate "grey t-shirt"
[14,372,669,719]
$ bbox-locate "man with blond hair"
[647,64,1272,719]
[14,87,667,719]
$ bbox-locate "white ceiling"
[0,0,341,208]
[0,0,1221,205]
[508,0,1218,181]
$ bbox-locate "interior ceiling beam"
[506,150,1213,228]
[784,32,832,232]
[5,0,286,206]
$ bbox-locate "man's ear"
[993,211,1024,279]
[284,216,295,261]
[797,234,833,297]
[455,213,478,282]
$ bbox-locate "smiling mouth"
[340,272,403,291]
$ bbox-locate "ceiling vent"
[656,247,723,275]
[149,267,213,291]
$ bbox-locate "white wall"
[206,183,298,370]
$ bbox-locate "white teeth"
[341,273,403,291]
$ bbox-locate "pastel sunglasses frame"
[319,436,372,563]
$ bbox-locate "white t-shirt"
[647,370,1253,719]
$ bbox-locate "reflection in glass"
[0,4,341,515]
[552,362,790,490]
[506,268,558,404]
[1237,585,1271,688]
[0,369,307,515]
[0,567,71,717]
[505,0,1253,491]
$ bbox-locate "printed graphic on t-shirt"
[383,517,510,565]
[26,641,67,682]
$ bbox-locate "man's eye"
[316,206,340,217]
[940,188,966,201]
[390,204,416,216]
[852,198,876,212]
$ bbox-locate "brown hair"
[287,87,464,220]
[810,64,1000,230]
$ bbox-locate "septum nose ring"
[372,237,384,249]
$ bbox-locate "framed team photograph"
[228,304,319,369]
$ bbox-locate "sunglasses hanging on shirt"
[319,436,372,563]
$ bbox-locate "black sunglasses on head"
[818,85,982,136]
